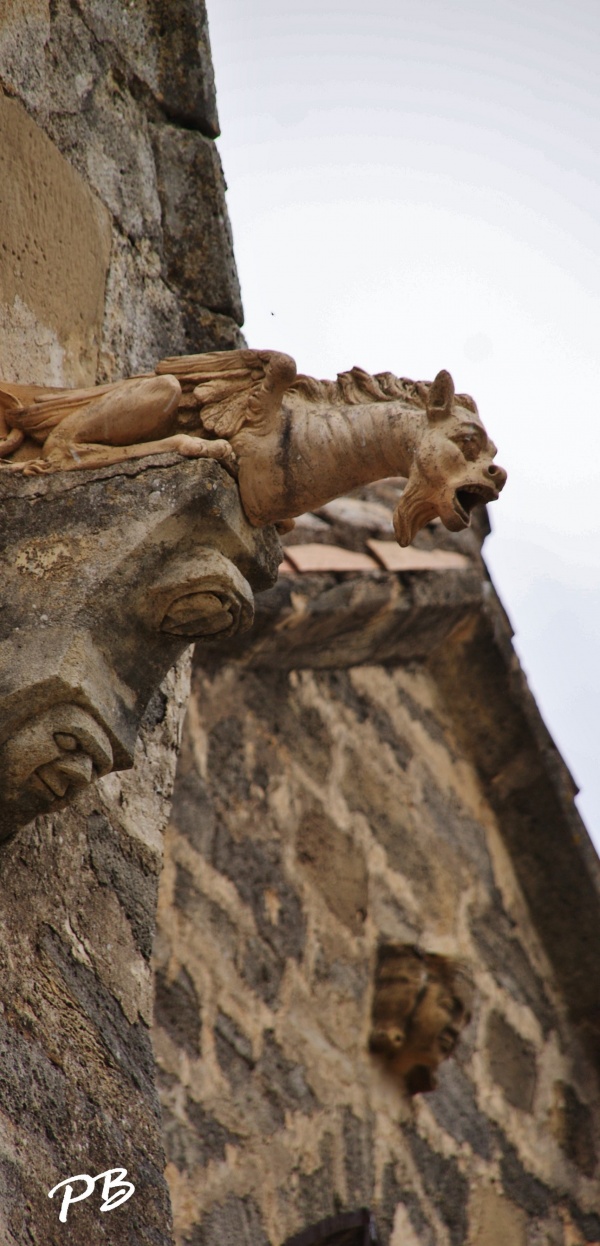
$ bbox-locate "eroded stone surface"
[0,656,190,1246]
[0,93,111,387]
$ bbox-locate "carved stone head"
[0,704,113,827]
[369,944,474,1094]
[393,371,507,546]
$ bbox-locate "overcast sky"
[207,0,600,849]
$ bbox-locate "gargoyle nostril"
[488,464,507,489]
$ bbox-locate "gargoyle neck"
[236,397,421,527]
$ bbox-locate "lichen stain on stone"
[15,538,74,576]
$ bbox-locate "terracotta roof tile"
[284,544,379,573]
[367,540,469,572]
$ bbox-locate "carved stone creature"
[0,705,113,829]
[369,945,473,1094]
[0,349,506,545]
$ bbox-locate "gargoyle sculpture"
[369,945,474,1094]
[0,349,506,545]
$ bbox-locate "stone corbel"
[0,454,280,839]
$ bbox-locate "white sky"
[207,0,600,848]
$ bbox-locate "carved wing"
[155,349,297,441]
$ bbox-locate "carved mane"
[289,367,423,407]
[289,366,478,414]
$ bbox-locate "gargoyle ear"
[426,370,455,421]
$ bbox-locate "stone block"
[211,823,306,961]
[486,1012,537,1112]
[470,901,554,1034]
[152,124,243,326]
[154,966,201,1058]
[428,1062,493,1159]
[343,1109,374,1206]
[549,1082,597,1178]
[469,1187,527,1246]
[162,1098,239,1172]
[498,1137,552,1219]
[99,230,187,380]
[88,810,159,960]
[174,863,239,960]
[213,1015,285,1137]
[1,1,163,242]
[214,1010,254,1072]
[241,934,285,1007]
[341,745,429,885]
[170,762,219,855]
[75,0,220,135]
[403,1128,469,1246]
[180,305,246,355]
[323,672,413,764]
[313,950,369,1003]
[420,775,494,887]
[567,1202,600,1243]
[379,1163,435,1246]
[206,714,251,804]
[0,0,50,110]
[296,802,368,935]
[289,702,332,784]
[185,1194,270,1246]
[296,1134,337,1228]
[0,92,111,388]
[257,1031,319,1118]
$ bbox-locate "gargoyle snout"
[486,462,507,491]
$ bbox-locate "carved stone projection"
[0,348,506,546]
[0,455,280,839]
[0,347,506,834]
[369,945,474,1094]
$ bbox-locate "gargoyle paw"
[174,435,238,476]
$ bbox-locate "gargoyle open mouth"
[453,484,498,526]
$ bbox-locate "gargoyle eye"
[451,433,481,462]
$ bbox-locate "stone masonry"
[154,620,600,1244]
[2,2,600,1245]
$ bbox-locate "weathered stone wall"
[0,3,245,1242]
[0,662,190,1244]
[0,0,243,389]
[155,654,600,1246]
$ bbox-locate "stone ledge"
[210,563,484,670]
